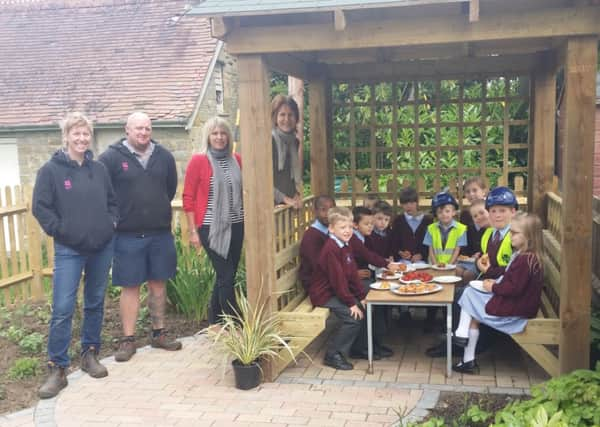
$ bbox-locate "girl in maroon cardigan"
[452,212,543,374]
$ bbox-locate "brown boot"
[38,362,67,399]
[81,346,108,378]
[150,329,182,351]
[114,336,137,362]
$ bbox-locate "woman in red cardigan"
[183,117,243,325]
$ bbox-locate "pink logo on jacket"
[64,179,72,190]
[122,162,129,171]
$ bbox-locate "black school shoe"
[452,359,480,375]
[324,352,353,370]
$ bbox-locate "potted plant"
[207,290,295,390]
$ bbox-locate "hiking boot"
[81,346,108,378]
[38,362,67,399]
[150,330,182,351]
[114,337,136,362]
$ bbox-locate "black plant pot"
[232,359,261,390]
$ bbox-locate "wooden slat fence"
[593,196,600,280]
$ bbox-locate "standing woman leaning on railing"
[32,112,118,399]
[271,94,303,209]
[183,117,244,325]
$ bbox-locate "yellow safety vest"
[480,228,513,267]
[427,222,467,264]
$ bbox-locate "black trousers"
[323,297,365,357]
[199,222,244,325]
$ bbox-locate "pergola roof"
[190,0,462,17]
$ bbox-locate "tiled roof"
[0,0,219,127]
[190,0,461,17]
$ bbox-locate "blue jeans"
[48,238,114,367]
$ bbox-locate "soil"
[0,290,206,415]
[420,391,522,426]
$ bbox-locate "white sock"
[455,310,472,338]
[463,328,480,363]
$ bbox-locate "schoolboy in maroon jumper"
[350,206,399,358]
[456,199,490,282]
[298,195,335,291]
[309,207,367,371]
[389,187,432,263]
[367,201,393,259]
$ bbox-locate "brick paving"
[1,314,549,427]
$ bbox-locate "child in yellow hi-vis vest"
[423,192,467,267]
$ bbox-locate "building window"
[0,138,20,187]
[215,62,225,114]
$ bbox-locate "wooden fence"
[593,196,600,281]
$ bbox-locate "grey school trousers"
[323,297,365,357]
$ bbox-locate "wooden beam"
[264,53,309,80]
[469,0,480,22]
[558,36,597,374]
[529,51,557,222]
[309,77,332,196]
[326,54,537,80]
[224,7,600,54]
[333,9,347,31]
[210,17,229,39]
[237,54,276,380]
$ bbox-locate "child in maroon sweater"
[368,201,393,258]
[389,187,432,263]
[299,195,335,291]
[309,207,367,371]
[453,212,543,375]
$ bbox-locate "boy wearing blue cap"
[423,192,467,267]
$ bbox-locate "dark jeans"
[48,238,114,367]
[323,297,365,357]
[199,222,244,324]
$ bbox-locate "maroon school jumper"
[388,213,433,261]
[366,230,390,258]
[299,226,329,291]
[482,230,508,280]
[486,253,543,318]
[350,234,388,270]
[309,238,367,307]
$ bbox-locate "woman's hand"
[189,229,201,249]
[283,195,302,209]
[349,304,364,320]
[482,279,495,292]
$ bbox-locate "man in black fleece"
[99,112,181,362]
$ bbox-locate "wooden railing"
[546,191,562,241]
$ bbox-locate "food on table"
[379,281,391,289]
[396,282,438,294]
[397,263,407,272]
[436,262,446,268]
[402,271,434,282]
[382,270,397,278]
[458,255,472,261]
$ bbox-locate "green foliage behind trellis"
[331,76,530,206]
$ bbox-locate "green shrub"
[0,325,27,343]
[8,357,40,380]
[166,235,215,323]
[18,332,45,354]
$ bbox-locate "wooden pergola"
[191,0,600,380]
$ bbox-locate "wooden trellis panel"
[331,76,530,208]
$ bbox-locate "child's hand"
[360,299,367,308]
[399,250,411,260]
[477,254,490,272]
[411,253,423,262]
[358,269,371,279]
[349,305,364,320]
[387,263,401,272]
[482,279,495,292]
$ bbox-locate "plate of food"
[389,262,415,273]
[376,270,402,280]
[431,263,456,271]
[433,275,462,284]
[400,271,434,284]
[370,281,400,291]
[457,255,476,263]
[469,280,491,293]
[411,262,431,270]
[391,282,443,296]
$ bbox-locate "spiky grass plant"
[207,289,295,366]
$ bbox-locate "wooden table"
[366,268,457,378]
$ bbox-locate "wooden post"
[238,54,276,380]
[26,187,44,301]
[528,51,556,222]
[309,77,331,196]
[288,76,304,193]
[558,36,597,374]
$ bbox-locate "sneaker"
[150,330,182,351]
[81,346,108,378]
[114,337,136,362]
[38,362,67,399]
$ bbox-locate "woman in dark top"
[183,117,243,325]
[271,94,302,209]
[33,112,117,399]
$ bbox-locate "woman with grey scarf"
[271,95,303,209]
[183,117,243,324]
